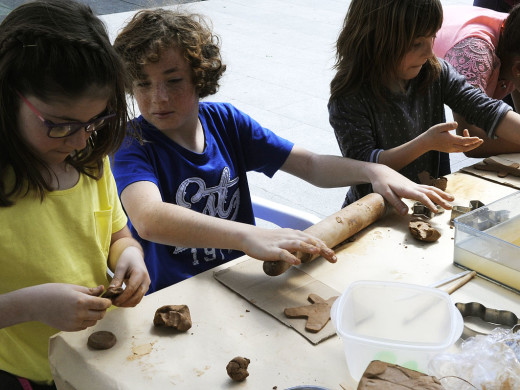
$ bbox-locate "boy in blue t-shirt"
[113,9,454,293]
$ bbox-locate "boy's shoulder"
[199,101,251,124]
[199,101,239,115]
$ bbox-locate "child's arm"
[280,145,454,215]
[492,106,520,145]
[107,226,150,307]
[120,181,336,265]
[0,284,111,331]
[452,111,520,158]
[376,122,483,171]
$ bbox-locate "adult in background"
[434,5,520,157]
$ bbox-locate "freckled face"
[133,46,200,137]
[396,35,436,81]
[17,93,110,167]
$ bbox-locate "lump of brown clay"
[87,331,117,350]
[357,360,445,389]
[100,286,124,301]
[153,305,192,331]
[409,218,441,242]
[226,356,250,382]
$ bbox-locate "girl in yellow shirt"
[0,0,151,387]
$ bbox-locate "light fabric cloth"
[0,157,127,384]
[434,5,514,99]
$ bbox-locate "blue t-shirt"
[113,102,293,293]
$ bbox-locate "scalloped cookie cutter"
[455,302,520,338]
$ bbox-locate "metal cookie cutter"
[455,302,520,338]
[412,202,444,220]
[450,200,484,224]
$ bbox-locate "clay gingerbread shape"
[474,157,520,178]
[284,293,338,333]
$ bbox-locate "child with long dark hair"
[329,0,520,207]
[0,1,150,388]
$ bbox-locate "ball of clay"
[87,331,117,350]
[409,219,441,242]
[153,305,192,331]
[226,356,250,382]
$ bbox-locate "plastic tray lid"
[331,280,463,349]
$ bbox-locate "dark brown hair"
[330,0,443,103]
[0,0,128,206]
[497,4,520,65]
[114,8,226,99]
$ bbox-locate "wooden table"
[49,172,520,390]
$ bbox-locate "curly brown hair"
[114,8,226,99]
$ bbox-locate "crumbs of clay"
[153,305,192,331]
[87,331,117,350]
[226,356,250,381]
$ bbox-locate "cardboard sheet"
[461,154,520,189]
[214,258,340,345]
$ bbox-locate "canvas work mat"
[461,154,520,189]
[214,258,340,345]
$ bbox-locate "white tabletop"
[49,172,520,390]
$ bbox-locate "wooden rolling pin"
[263,192,387,276]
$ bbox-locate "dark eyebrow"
[135,67,180,82]
[163,67,179,74]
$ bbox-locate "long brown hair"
[0,0,128,206]
[330,0,443,103]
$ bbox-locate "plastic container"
[453,191,520,292]
[330,280,463,381]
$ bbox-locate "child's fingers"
[432,122,458,133]
[278,249,301,265]
[299,237,337,263]
[87,285,105,297]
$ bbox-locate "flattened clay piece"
[100,286,124,301]
[474,157,520,178]
[409,218,441,242]
[153,305,192,331]
[357,360,445,389]
[418,171,448,191]
[284,294,338,333]
[87,331,117,350]
[226,356,250,382]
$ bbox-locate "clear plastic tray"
[330,280,463,381]
[453,191,520,292]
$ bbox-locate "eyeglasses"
[16,90,116,138]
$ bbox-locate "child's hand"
[369,164,454,215]
[241,228,337,265]
[424,122,483,153]
[31,283,112,331]
[110,246,150,308]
